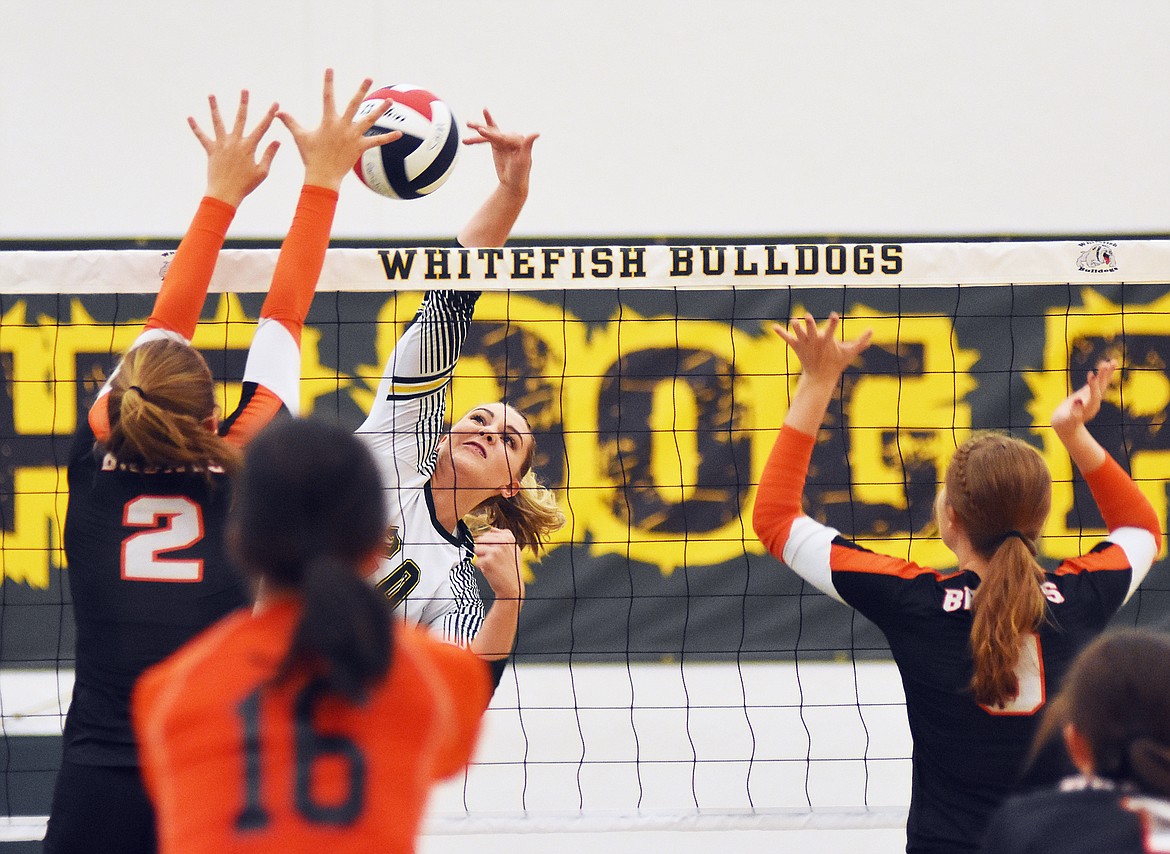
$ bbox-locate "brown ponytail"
[945,434,1051,709]
[106,338,241,474]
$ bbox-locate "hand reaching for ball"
[464,109,539,199]
[188,90,280,209]
[277,68,401,192]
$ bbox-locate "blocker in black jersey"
[60,402,259,768]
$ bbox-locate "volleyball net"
[2,239,1169,838]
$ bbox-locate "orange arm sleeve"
[752,424,817,560]
[220,385,285,449]
[1082,454,1163,550]
[259,185,339,345]
[146,197,236,339]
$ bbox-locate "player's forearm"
[1054,421,1107,475]
[146,197,236,339]
[782,373,837,437]
[469,598,522,661]
[457,184,528,248]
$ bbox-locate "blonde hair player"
[42,71,396,854]
[357,110,564,682]
[752,313,1161,854]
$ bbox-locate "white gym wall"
[1,1,1169,241]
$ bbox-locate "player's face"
[447,403,534,494]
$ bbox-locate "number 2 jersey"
[61,188,337,768]
[753,424,1161,854]
[131,600,491,854]
[356,288,485,646]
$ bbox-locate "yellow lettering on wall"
[840,306,977,566]
[650,378,699,505]
[581,310,758,574]
[1024,289,1170,559]
[9,287,1160,591]
[1,468,67,588]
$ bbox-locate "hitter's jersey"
[356,289,484,646]
[981,777,1170,854]
[754,425,1161,854]
[60,188,336,768]
[132,601,490,854]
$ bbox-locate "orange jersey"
[132,602,490,854]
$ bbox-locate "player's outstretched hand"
[773,312,873,387]
[189,90,280,208]
[463,109,539,199]
[278,69,401,192]
[473,526,525,604]
[1052,359,1117,439]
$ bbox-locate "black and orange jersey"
[132,601,490,854]
[981,777,1170,854]
[754,424,1161,854]
[62,187,339,768]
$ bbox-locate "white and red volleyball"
[353,85,459,200]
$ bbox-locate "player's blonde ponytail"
[106,339,241,474]
[466,468,566,557]
[945,434,1051,709]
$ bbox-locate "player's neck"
[429,457,494,533]
[951,540,989,578]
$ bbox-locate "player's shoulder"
[393,625,489,693]
[829,536,960,584]
[134,611,252,719]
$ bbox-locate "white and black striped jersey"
[356,289,485,647]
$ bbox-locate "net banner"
[2,240,1170,667]
[0,238,1156,294]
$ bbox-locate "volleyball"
[353,85,459,200]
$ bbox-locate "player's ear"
[499,479,520,499]
[1062,723,1096,776]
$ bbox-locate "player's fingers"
[361,130,401,150]
[256,140,280,174]
[848,329,874,356]
[246,102,279,145]
[343,77,376,122]
[208,94,225,137]
[521,133,540,152]
[772,323,798,347]
[231,90,250,136]
[276,112,304,138]
[356,99,392,133]
[462,136,489,146]
[188,117,213,152]
[321,68,337,116]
